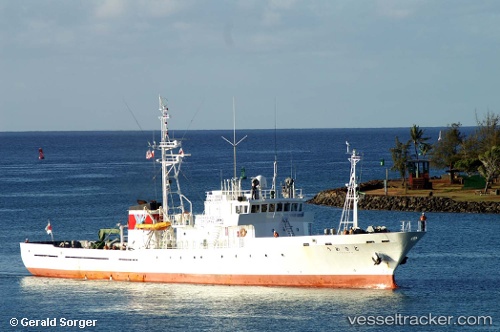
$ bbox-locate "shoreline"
[307,180,500,214]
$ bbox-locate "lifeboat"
[135,221,171,231]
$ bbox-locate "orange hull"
[26,267,397,289]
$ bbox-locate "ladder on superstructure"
[281,217,295,236]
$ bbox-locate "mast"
[338,149,361,234]
[221,97,247,180]
[272,98,278,197]
[159,96,170,212]
[157,95,190,220]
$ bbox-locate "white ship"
[20,96,426,289]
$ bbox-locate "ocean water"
[0,128,498,331]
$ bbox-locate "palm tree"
[410,125,431,177]
[410,124,431,159]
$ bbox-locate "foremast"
[155,96,191,222]
[338,149,361,234]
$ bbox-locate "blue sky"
[1,0,499,131]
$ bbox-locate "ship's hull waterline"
[21,231,424,289]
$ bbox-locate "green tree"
[478,146,500,193]
[474,111,500,153]
[390,136,410,189]
[455,112,500,176]
[430,123,464,182]
[455,135,481,175]
[410,124,432,160]
[403,112,500,185]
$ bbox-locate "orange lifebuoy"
[240,228,247,237]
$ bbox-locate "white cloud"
[143,0,188,17]
[260,0,299,26]
[376,0,417,19]
[93,0,187,20]
[94,0,126,19]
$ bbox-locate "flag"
[179,148,184,156]
[146,149,154,160]
[45,221,52,235]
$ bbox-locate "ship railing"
[170,239,248,250]
[210,188,304,201]
[166,212,193,226]
[168,225,254,249]
[159,197,193,226]
[401,220,427,232]
[256,188,304,200]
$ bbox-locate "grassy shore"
[367,179,500,202]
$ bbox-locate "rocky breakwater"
[307,180,500,214]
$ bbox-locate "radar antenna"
[221,97,247,180]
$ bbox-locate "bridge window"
[277,203,283,212]
[236,205,248,214]
[269,204,276,212]
[284,203,290,211]
[251,204,260,213]
[261,204,268,212]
